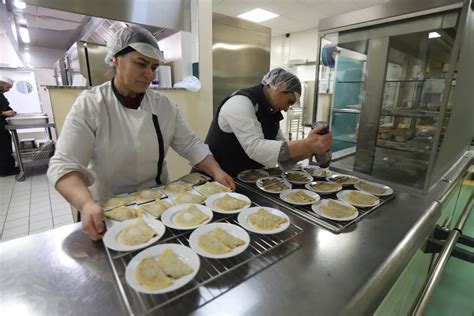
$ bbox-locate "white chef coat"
[218,95,296,170]
[47,81,210,200]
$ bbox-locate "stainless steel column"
[354,37,389,173]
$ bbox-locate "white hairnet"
[0,75,14,85]
[105,26,164,66]
[261,68,301,98]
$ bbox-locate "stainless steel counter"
[0,156,470,315]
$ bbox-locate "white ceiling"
[212,0,392,36]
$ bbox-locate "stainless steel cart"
[4,121,55,181]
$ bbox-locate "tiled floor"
[0,172,73,242]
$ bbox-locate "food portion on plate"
[355,181,393,196]
[214,193,250,212]
[174,205,210,227]
[301,165,319,176]
[162,181,194,195]
[104,206,143,222]
[137,199,173,218]
[327,174,359,186]
[103,217,165,252]
[237,169,269,183]
[198,227,245,254]
[314,168,331,178]
[263,167,283,176]
[312,199,358,221]
[117,217,157,246]
[283,171,313,184]
[135,255,173,290]
[257,177,291,193]
[282,189,319,205]
[157,248,194,279]
[338,190,380,207]
[194,181,231,197]
[126,244,200,294]
[128,188,165,204]
[172,192,206,205]
[179,172,210,185]
[135,248,194,291]
[248,208,288,231]
[99,195,132,210]
[189,223,250,258]
[305,181,343,194]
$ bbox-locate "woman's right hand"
[80,200,105,240]
[304,125,332,155]
[2,110,16,117]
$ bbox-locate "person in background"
[48,26,235,240]
[0,76,19,177]
[205,68,332,177]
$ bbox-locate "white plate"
[125,243,200,294]
[337,190,380,208]
[205,192,251,214]
[304,181,342,195]
[314,168,332,178]
[300,165,320,177]
[189,223,250,259]
[311,199,359,221]
[354,180,393,196]
[256,177,292,194]
[161,203,213,230]
[237,169,269,183]
[326,174,360,186]
[282,171,313,185]
[103,217,166,252]
[237,207,290,234]
[279,189,320,206]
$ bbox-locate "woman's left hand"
[213,169,236,191]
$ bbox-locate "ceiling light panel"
[238,8,279,23]
[428,32,441,39]
[13,1,26,9]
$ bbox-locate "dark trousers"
[0,127,15,173]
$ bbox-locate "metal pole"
[411,197,473,315]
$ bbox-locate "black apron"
[205,84,283,177]
[0,93,15,174]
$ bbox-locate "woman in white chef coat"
[48,27,235,240]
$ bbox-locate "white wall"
[0,33,23,67]
[270,28,319,135]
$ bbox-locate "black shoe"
[0,167,20,177]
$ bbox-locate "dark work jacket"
[205,84,283,177]
[0,93,12,127]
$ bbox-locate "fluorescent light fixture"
[19,26,30,43]
[13,1,26,9]
[18,18,27,24]
[238,8,279,23]
[428,32,441,39]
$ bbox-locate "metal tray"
[237,176,395,234]
[6,113,49,126]
[105,200,303,315]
